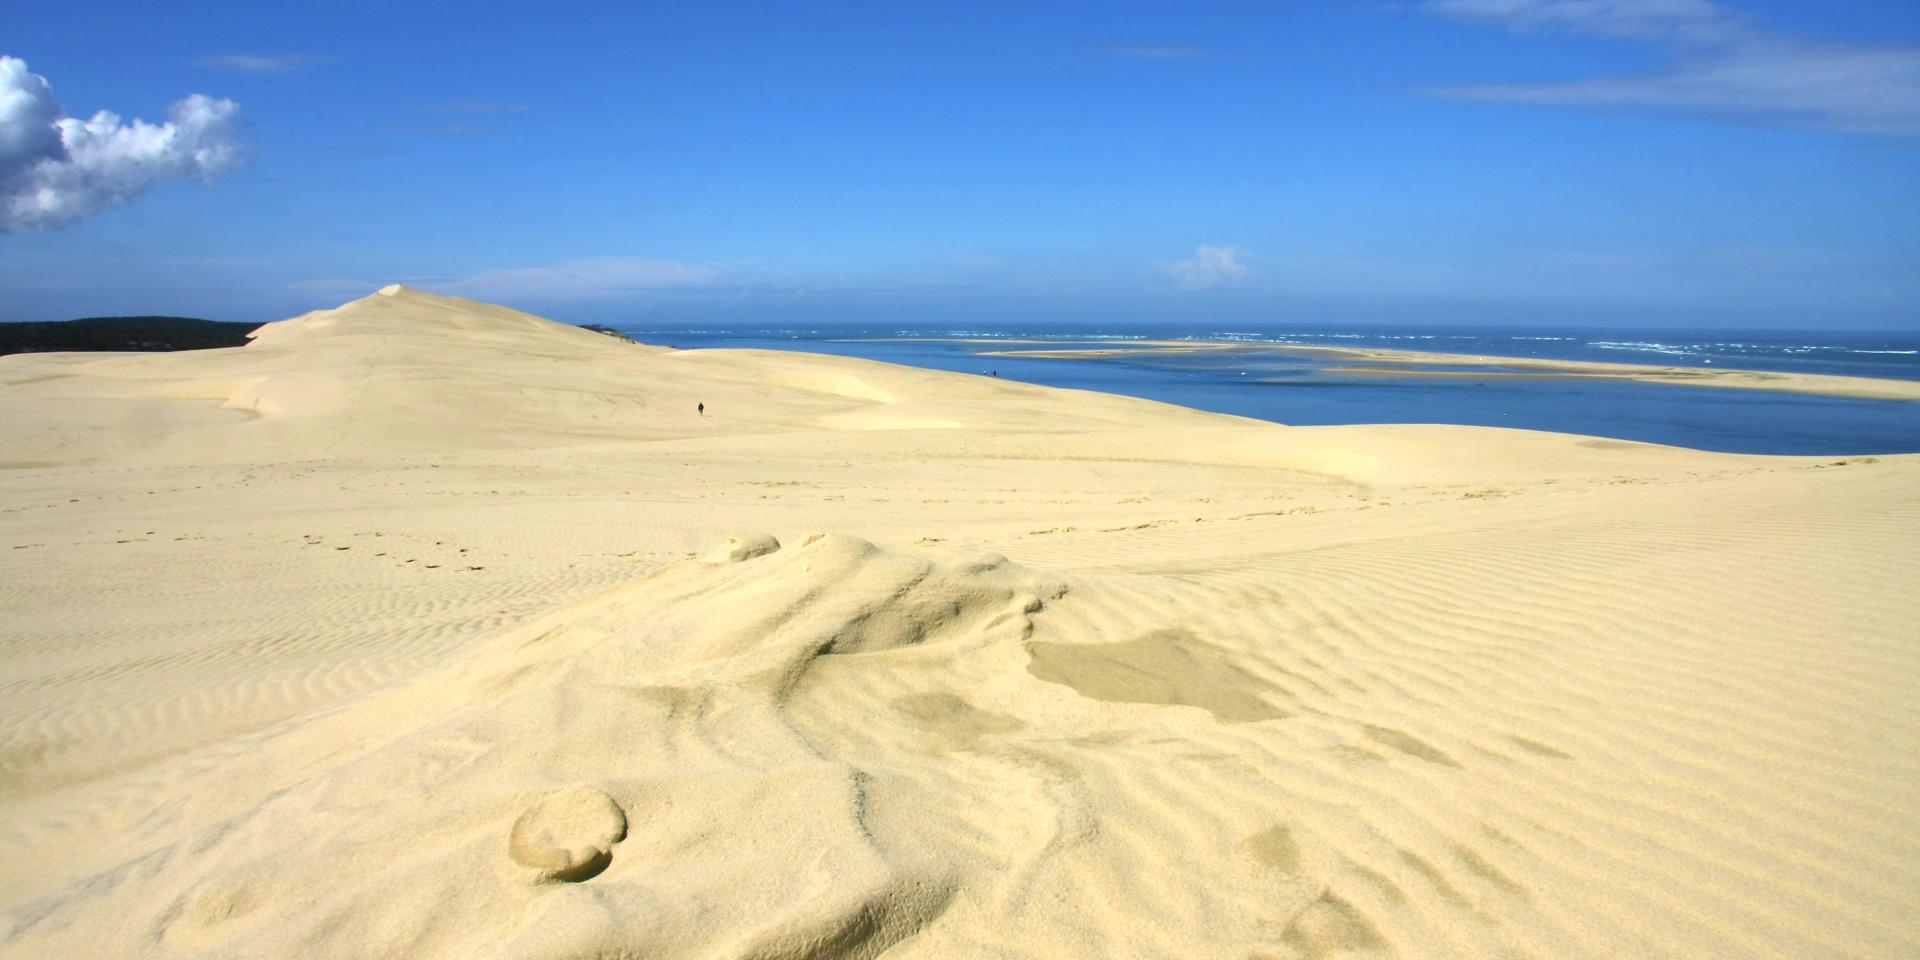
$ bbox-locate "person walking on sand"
[697,402,704,416]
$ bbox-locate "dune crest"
[2,289,1915,959]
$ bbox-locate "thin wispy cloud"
[286,277,377,300]
[289,259,723,305]
[198,52,334,74]
[1,56,243,232]
[438,257,722,301]
[1425,0,1740,42]
[417,100,528,115]
[1156,245,1252,290]
[398,101,528,138]
[389,122,496,137]
[1101,43,1213,61]
[1421,0,1920,135]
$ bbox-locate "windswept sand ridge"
[1,287,1916,959]
[1,535,1061,957]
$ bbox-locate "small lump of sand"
[508,785,627,882]
[706,533,781,563]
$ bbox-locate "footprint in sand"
[508,785,627,883]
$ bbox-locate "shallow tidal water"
[615,324,1920,456]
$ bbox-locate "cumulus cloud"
[2,56,243,232]
[1157,245,1252,290]
[1420,1,1920,135]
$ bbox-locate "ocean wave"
[1588,341,1918,357]
[1587,341,1702,357]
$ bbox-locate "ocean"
[613,323,1920,456]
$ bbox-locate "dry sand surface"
[2,285,1916,959]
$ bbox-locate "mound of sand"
[1,287,1915,959]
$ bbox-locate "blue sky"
[3,0,1917,328]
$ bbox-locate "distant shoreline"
[976,340,1920,402]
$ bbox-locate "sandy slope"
[1,285,1915,959]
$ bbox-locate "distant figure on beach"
[697,402,704,416]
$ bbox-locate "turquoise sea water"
[613,323,1920,456]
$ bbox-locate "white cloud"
[1421,1,1920,135]
[198,53,333,74]
[1,56,243,232]
[1432,43,1920,135]
[1156,244,1252,290]
[436,257,723,301]
[1424,0,1738,42]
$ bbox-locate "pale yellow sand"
[978,340,1920,401]
[2,286,1915,959]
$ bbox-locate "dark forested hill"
[0,317,259,356]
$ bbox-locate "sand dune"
[1,287,1915,958]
